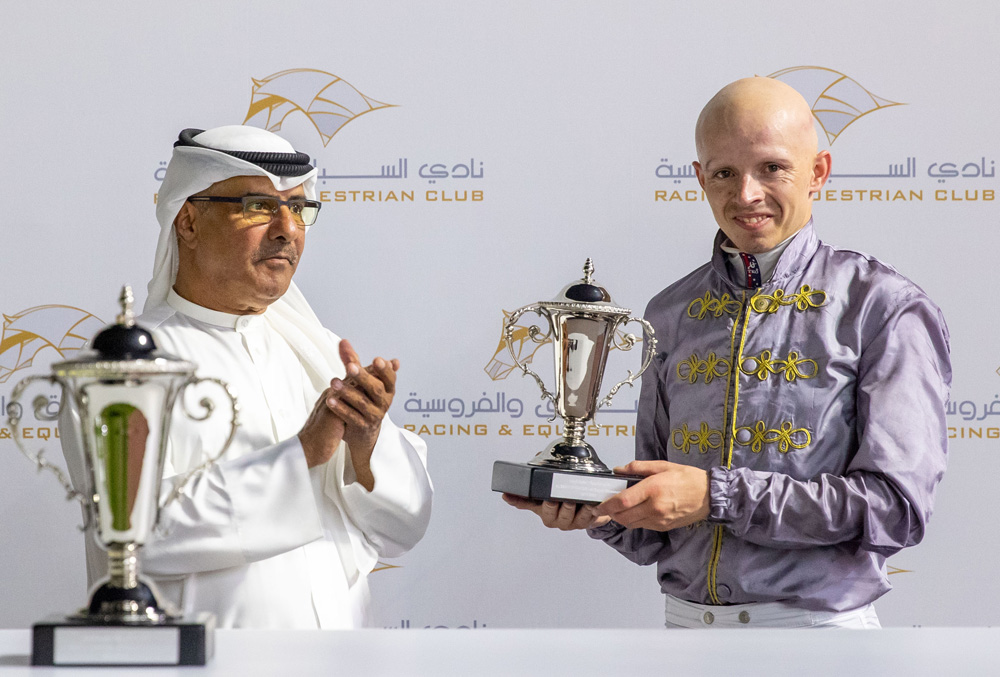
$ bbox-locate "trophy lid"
[544,259,630,314]
[52,286,196,378]
[91,286,156,360]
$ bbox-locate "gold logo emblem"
[1,305,104,384]
[244,68,395,146]
[483,311,551,381]
[767,66,903,144]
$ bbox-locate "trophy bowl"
[491,259,656,504]
[5,287,238,666]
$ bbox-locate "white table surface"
[2,627,998,676]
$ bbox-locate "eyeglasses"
[186,195,322,227]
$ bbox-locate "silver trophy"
[5,287,238,667]
[491,259,656,504]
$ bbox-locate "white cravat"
[720,232,797,287]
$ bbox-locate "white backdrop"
[1,1,997,629]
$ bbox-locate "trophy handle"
[505,303,557,413]
[5,374,86,510]
[597,316,658,409]
[159,376,240,510]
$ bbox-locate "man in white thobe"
[67,125,433,628]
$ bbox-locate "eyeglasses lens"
[243,198,319,227]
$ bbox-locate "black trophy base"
[31,612,215,666]
[492,459,641,505]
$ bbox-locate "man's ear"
[174,202,199,249]
[809,150,832,195]
[693,161,706,190]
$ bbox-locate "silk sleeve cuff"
[708,466,735,524]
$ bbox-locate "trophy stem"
[78,542,170,623]
[108,543,139,590]
[563,419,587,446]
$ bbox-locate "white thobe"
[67,290,432,629]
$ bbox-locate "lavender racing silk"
[590,222,951,612]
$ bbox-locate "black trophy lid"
[91,286,157,359]
[550,259,618,307]
[537,259,631,316]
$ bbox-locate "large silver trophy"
[5,287,238,667]
[491,259,656,504]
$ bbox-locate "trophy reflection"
[491,259,656,504]
[5,287,238,666]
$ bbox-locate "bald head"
[691,77,831,253]
[695,77,818,162]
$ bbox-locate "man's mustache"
[253,244,299,265]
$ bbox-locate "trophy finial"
[583,258,594,285]
[117,285,135,327]
[94,285,157,358]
